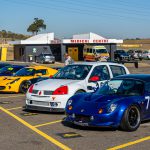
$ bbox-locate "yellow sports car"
[0,66,58,93]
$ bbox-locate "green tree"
[27,18,46,35]
[1,30,7,38]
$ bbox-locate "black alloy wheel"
[128,106,140,127]
[20,81,31,93]
[120,105,141,131]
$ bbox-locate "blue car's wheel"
[120,105,141,131]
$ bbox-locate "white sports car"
[25,62,130,112]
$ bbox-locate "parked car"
[25,62,130,112]
[0,63,10,69]
[65,74,150,131]
[114,50,131,61]
[36,53,55,64]
[0,66,58,93]
[83,45,109,61]
[142,50,150,59]
[127,50,143,60]
[0,65,25,76]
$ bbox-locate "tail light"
[53,86,68,95]
[28,84,34,93]
[49,75,53,78]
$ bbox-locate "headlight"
[107,104,117,113]
[9,78,20,84]
[67,99,73,106]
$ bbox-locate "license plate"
[74,121,88,126]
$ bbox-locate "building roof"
[9,33,55,45]
[63,32,123,44]
[9,32,123,45]
[73,32,105,39]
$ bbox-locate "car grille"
[0,86,5,90]
[44,90,53,95]
[75,114,91,122]
[29,100,50,106]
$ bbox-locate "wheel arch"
[118,102,142,125]
[19,80,31,93]
[74,89,86,95]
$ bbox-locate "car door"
[87,65,111,92]
[143,83,150,119]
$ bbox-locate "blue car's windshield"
[53,65,92,80]
[96,79,144,96]
[14,68,35,76]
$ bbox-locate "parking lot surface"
[0,62,150,150]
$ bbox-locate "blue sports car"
[0,65,25,76]
[65,74,150,131]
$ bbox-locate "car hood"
[70,93,130,115]
[33,79,83,91]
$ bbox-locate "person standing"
[64,53,74,66]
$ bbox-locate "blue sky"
[0,0,150,39]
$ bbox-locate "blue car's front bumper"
[65,111,123,128]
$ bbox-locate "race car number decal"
[145,96,150,110]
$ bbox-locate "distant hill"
[0,30,30,43]
[124,39,150,44]
[118,39,150,50]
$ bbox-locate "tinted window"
[0,66,14,73]
[15,68,35,76]
[13,67,22,73]
[96,79,144,96]
[90,65,110,81]
[110,65,126,77]
[36,69,47,75]
[53,65,92,80]
[0,66,22,74]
